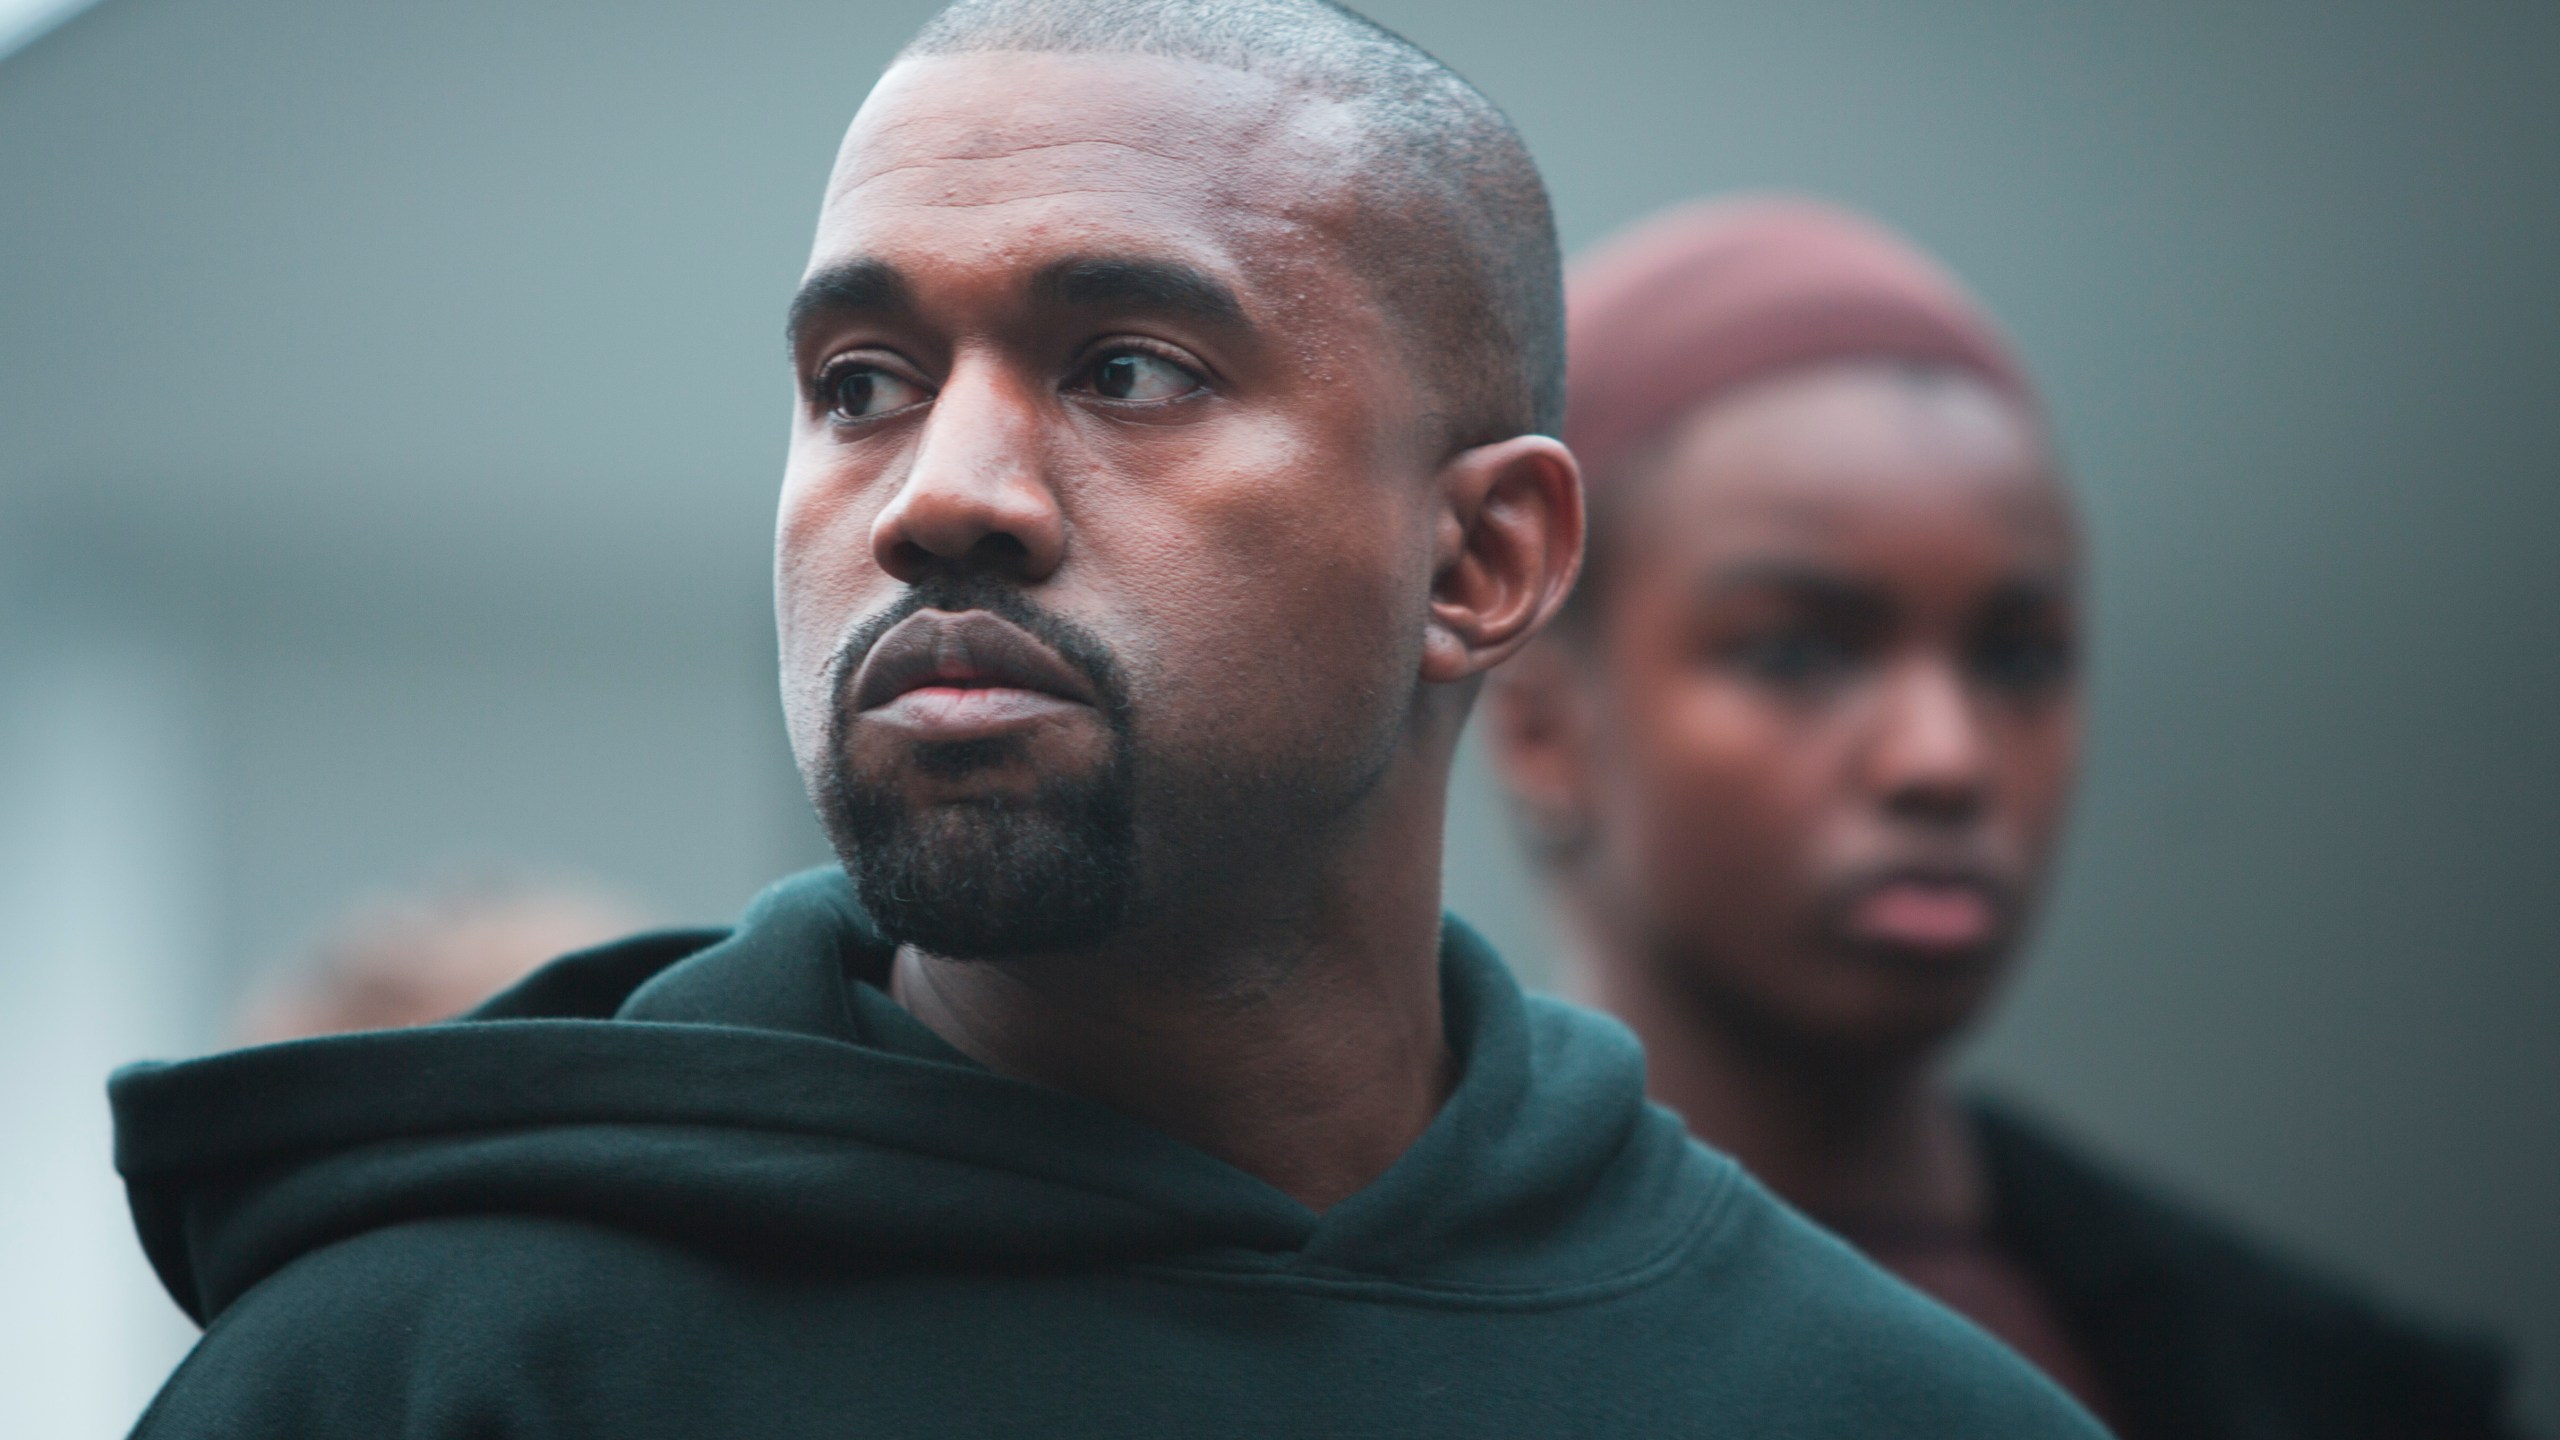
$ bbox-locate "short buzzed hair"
[902,0,1563,446]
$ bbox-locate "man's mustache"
[825,576,1131,729]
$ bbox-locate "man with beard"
[1489,196,2524,1438]
[110,6,2103,1436]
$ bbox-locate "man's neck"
[1589,943,1985,1235]
[886,785,1458,1213]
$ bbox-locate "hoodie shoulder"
[134,1215,734,1439]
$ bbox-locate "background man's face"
[1573,364,2080,1058]
[778,53,1439,955]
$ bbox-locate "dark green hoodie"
[114,869,2105,1438]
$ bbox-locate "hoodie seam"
[1126,1160,1740,1314]
[150,1115,1320,1261]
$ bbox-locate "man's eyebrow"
[1030,255,1247,326]
[786,259,914,349]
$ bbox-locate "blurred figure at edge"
[1487,196,2523,1439]
[240,878,644,1041]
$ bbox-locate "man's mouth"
[848,608,1101,742]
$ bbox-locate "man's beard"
[812,577,1142,958]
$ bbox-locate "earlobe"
[1420,435,1585,685]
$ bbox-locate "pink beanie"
[1565,196,2034,485]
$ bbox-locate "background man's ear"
[1420,434,1584,685]
[1483,636,1598,864]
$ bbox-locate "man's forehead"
[811,52,1360,283]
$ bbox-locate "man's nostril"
[974,533,1030,565]
[884,539,940,581]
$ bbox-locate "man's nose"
[1860,657,1993,825]
[869,362,1067,586]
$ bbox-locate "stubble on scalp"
[898,0,1563,449]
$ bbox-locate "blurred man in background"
[239,877,643,1041]
[104,7,2104,1437]
[1489,196,2523,1438]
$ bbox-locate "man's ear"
[1420,434,1583,685]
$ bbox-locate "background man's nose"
[869,366,1068,586]
[1862,657,1993,824]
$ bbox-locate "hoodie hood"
[113,868,1716,1326]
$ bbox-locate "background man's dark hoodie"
[113,868,2104,1437]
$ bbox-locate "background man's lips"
[1846,881,2001,951]
[1829,865,2017,953]
[849,608,1100,714]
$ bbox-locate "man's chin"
[828,790,1138,961]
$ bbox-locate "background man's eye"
[1088,352,1198,402]
[826,365,926,420]
[1970,632,2075,692]
[1725,630,1857,686]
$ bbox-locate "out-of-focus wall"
[1,0,2551,1432]
[0,572,210,1438]
[1,1,892,1426]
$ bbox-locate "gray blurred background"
[1,0,2552,1432]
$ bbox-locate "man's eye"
[1085,351,1200,402]
[823,364,929,421]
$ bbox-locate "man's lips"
[847,608,1100,742]
[1837,869,2013,955]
